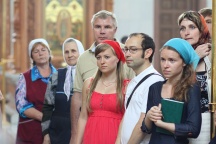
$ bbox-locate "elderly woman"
[41,38,84,144]
[15,38,56,144]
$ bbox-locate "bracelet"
[141,117,151,134]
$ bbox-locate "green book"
[156,98,184,135]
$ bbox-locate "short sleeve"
[73,59,84,92]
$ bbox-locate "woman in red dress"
[76,40,129,144]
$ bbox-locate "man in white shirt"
[116,33,164,144]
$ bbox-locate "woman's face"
[179,18,201,45]
[31,44,50,65]
[160,48,185,80]
[96,47,119,74]
[64,41,79,66]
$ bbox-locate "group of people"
[13,7,215,144]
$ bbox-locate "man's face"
[204,15,212,37]
[93,16,117,45]
[124,36,146,74]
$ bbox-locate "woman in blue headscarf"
[141,38,201,144]
[41,38,84,144]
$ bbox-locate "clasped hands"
[146,104,164,127]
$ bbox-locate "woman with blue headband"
[141,38,201,144]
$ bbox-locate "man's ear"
[144,48,153,59]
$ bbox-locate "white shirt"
[121,65,164,144]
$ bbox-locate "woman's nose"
[163,61,169,68]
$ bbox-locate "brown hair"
[161,46,196,102]
[86,43,125,112]
[199,8,212,18]
[177,11,211,49]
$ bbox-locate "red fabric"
[83,91,124,144]
[16,70,46,144]
[101,40,126,63]
[192,12,211,49]
[198,13,210,44]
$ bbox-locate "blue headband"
[163,38,200,69]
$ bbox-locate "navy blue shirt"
[142,81,201,144]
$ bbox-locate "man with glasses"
[70,10,134,143]
[116,33,164,144]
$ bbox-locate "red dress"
[83,91,124,144]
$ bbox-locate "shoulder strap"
[126,73,160,109]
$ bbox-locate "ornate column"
[210,0,216,138]
[1,0,7,124]
[13,0,40,72]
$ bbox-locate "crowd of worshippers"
[9,8,216,144]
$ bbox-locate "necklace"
[101,79,117,87]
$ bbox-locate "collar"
[88,42,97,53]
[88,39,119,53]
[31,64,57,82]
[133,65,154,83]
[67,65,76,70]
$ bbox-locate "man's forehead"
[94,17,113,23]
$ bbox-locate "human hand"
[0,90,4,101]
[195,43,211,59]
[147,104,162,122]
[43,134,51,144]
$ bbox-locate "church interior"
[0,0,212,143]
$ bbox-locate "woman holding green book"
[141,38,201,144]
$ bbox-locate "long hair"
[86,43,125,112]
[177,11,211,49]
[161,46,196,102]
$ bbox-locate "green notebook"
[156,98,184,135]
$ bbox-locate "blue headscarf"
[162,38,200,69]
